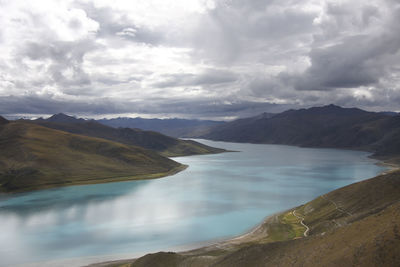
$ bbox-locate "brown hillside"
[0,122,184,193]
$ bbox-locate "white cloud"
[0,0,399,119]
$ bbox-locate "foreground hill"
[98,117,224,138]
[31,114,225,157]
[0,122,184,193]
[0,116,8,125]
[93,169,400,267]
[201,105,400,161]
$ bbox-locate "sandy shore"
[85,211,283,267]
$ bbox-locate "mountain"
[99,169,400,267]
[0,122,184,193]
[379,111,399,116]
[98,117,224,138]
[30,114,225,157]
[201,105,400,160]
[41,113,86,123]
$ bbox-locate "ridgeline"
[200,105,400,164]
[0,122,185,193]
[32,113,226,157]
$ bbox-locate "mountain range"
[32,113,225,157]
[199,104,400,163]
[98,117,224,138]
[0,114,226,192]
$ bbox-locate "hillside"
[201,105,400,159]
[98,117,224,138]
[0,116,8,125]
[94,169,400,267]
[0,122,184,193]
[31,114,226,157]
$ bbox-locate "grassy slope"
[97,170,400,267]
[31,119,226,157]
[0,115,8,125]
[0,122,184,193]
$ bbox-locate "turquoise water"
[0,140,386,266]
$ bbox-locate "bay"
[0,140,386,266]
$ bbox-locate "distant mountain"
[201,104,400,160]
[0,122,184,193]
[98,117,224,138]
[30,114,225,157]
[40,113,86,123]
[379,111,399,116]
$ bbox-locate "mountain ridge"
[28,114,226,157]
[0,122,185,193]
[43,113,86,123]
[98,117,224,138]
[200,104,400,162]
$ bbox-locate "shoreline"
[87,206,304,267]
[88,155,400,267]
[0,164,188,195]
[3,145,398,266]
[374,158,400,175]
[86,213,280,267]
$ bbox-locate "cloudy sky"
[0,0,399,120]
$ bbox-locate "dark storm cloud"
[288,0,400,92]
[0,95,123,115]
[130,97,293,119]
[293,30,400,91]
[0,94,290,119]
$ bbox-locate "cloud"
[0,94,291,120]
[1,0,400,120]
[188,0,317,64]
[152,69,237,88]
[293,34,400,91]
[289,1,400,92]
[21,39,97,88]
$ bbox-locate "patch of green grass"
[282,211,307,238]
[264,211,306,242]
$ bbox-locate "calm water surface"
[0,140,386,266]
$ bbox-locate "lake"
[0,140,386,266]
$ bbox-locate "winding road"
[292,210,309,237]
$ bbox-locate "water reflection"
[0,140,386,266]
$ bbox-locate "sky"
[0,0,399,120]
